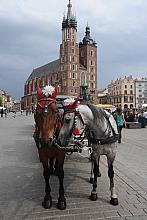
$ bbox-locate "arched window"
[80,72,86,86]
[124,104,128,109]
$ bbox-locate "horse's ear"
[37,84,44,99]
[52,84,58,98]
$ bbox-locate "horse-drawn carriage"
[33,84,119,210]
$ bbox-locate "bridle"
[62,106,118,146]
[34,97,58,148]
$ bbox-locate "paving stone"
[0,116,147,220]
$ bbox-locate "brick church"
[21,0,97,110]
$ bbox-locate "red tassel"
[58,121,62,129]
[37,84,44,99]
[73,128,80,135]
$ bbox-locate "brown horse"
[33,84,66,210]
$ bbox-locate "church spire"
[62,0,77,30]
[80,24,97,46]
[67,0,72,20]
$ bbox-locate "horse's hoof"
[90,177,94,184]
[42,197,52,209]
[97,171,101,177]
[110,197,118,206]
[57,197,66,210]
[90,193,97,201]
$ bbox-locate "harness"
[86,111,119,145]
[33,97,61,149]
[60,106,119,150]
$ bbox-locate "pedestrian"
[1,108,4,117]
[114,107,126,144]
[4,109,7,117]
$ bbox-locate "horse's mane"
[87,104,106,125]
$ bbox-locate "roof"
[27,59,60,81]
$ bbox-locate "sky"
[0,0,147,100]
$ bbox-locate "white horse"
[57,101,119,205]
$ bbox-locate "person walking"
[1,108,4,117]
[115,107,126,143]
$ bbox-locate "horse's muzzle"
[39,138,53,148]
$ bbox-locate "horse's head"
[35,84,58,148]
[57,97,79,147]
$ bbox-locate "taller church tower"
[60,0,80,96]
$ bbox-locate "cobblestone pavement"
[0,113,147,220]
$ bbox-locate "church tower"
[60,0,80,96]
[79,25,97,100]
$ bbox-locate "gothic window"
[62,74,65,79]
[72,81,76,87]
[90,50,93,56]
[81,51,84,57]
[80,72,86,86]
[72,72,76,79]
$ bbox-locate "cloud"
[0,0,147,99]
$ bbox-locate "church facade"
[21,0,98,110]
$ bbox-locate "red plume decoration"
[70,96,80,109]
[37,84,44,99]
[64,96,80,111]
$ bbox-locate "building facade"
[0,89,13,111]
[135,78,147,109]
[97,88,109,104]
[107,75,135,109]
[21,0,97,110]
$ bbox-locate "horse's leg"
[107,155,118,205]
[42,163,52,209]
[90,155,101,184]
[90,154,99,201]
[49,157,54,175]
[97,156,101,177]
[56,158,66,210]
[90,159,94,184]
